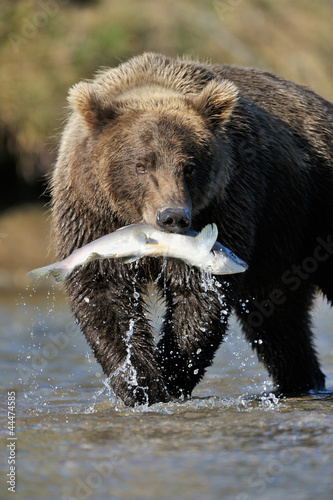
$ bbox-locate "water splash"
[110,319,138,388]
[258,392,282,410]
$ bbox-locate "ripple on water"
[1,289,333,500]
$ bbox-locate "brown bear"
[51,52,333,406]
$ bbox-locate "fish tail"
[27,264,69,283]
[49,268,70,283]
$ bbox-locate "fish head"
[209,247,248,275]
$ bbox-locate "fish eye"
[136,163,148,174]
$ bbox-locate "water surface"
[1,287,332,500]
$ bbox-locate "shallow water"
[1,286,333,500]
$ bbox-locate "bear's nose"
[156,207,191,233]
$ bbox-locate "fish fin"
[27,264,69,283]
[131,229,148,246]
[84,252,101,264]
[121,230,147,263]
[49,268,70,283]
[195,223,218,251]
[122,255,141,264]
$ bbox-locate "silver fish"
[28,223,247,283]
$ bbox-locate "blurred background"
[1,0,333,290]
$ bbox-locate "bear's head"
[65,65,238,233]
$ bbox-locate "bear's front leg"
[156,270,232,399]
[235,286,326,395]
[66,263,170,406]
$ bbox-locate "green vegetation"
[1,0,332,204]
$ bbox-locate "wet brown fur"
[52,53,333,405]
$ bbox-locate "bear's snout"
[156,207,191,233]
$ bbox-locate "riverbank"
[0,204,55,291]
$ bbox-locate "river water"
[1,285,332,500]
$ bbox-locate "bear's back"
[213,63,333,164]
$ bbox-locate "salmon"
[28,223,247,282]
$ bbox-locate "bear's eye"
[184,164,194,176]
[136,164,148,174]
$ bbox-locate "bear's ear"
[68,82,117,129]
[189,80,239,131]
